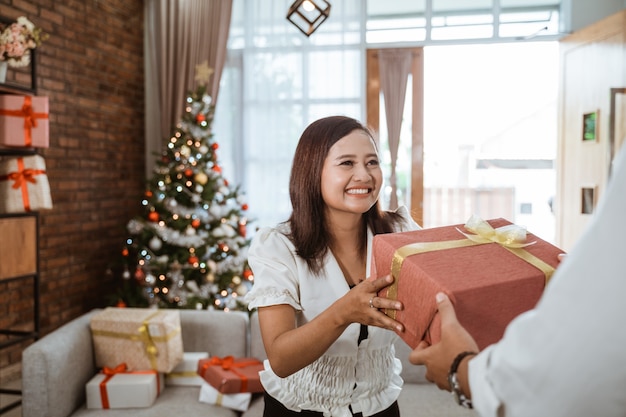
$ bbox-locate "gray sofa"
[22,309,476,417]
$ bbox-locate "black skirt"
[262,391,401,417]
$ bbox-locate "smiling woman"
[243,115,421,416]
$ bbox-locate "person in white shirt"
[245,116,420,417]
[409,144,626,417]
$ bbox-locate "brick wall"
[0,0,145,381]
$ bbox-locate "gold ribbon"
[91,311,181,370]
[167,371,200,378]
[216,393,223,406]
[386,215,555,319]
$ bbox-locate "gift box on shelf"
[85,364,164,409]
[0,95,49,148]
[372,216,564,350]
[165,351,209,386]
[0,155,52,214]
[198,382,252,412]
[197,356,264,394]
[90,307,183,373]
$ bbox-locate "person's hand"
[409,292,479,391]
[338,275,404,333]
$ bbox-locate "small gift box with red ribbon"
[85,363,164,409]
[165,351,208,386]
[198,382,252,412]
[0,95,49,148]
[0,155,52,214]
[90,307,184,373]
[197,356,264,394]
[372,216,565,350]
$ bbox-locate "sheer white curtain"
[215,0,366,230]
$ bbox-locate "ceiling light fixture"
[286,0,331,37]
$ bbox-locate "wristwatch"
[448,351,477,409]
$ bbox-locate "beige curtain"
[378,48,412,210]
[144,0,233,178]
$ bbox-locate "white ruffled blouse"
[245,207,420,417]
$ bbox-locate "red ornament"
[184,168,194,177]
[188,256,199,265]
[241,204,249,211]
[121,248,129,257]
[196,114,206,123]
[148,212,159,222]
[191,219,201,228]
[211,143,219,150]
[212,165,222,173]
[224,179,229,186]
[134,268,145,281]
[243,269,253,279]
[238,222,246,237]
[116,299,127,308]
[145,190,153,198]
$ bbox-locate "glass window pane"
[368,0,426,16]
[433,0,493,13]
[431,25,493,40]
[423,42,559,242]
[501,0,560,7]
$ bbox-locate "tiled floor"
[0,378,21,417]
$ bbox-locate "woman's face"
[320,130,382,218]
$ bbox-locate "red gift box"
[372,216,564,350]
[197,356,264,394]
[0,95,49,148]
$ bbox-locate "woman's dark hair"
[286,115,404,274]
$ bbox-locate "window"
[215,0,561,239]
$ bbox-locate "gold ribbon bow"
[385,215,555,319]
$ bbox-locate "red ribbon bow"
[0,157,46,211]
[97,363,160,409]
[99,363,129,409]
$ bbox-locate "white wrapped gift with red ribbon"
[0,155,52,213]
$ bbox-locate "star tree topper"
[195,60,214,86]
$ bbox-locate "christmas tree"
[110,66,253,311]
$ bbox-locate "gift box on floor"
[165,352,209,386]
[85,364,163,409]
[0,155,53,214]
[199,382,252,412]
[372,216,564,350]
[0,95,49,148]
[197,356,264,394]
[90,307,183,373]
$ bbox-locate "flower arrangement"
[0,16,48,67]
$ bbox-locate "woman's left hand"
[346,275,404,332]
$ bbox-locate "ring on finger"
[369,296,375,309]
